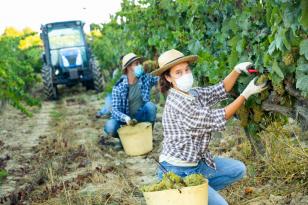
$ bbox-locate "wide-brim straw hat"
[122,53,143,70]
[151,49,198,76]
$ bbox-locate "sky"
[0,0,122,34]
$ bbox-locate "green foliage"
[0,34,40,115]
[141,172,206,192]
[0,169,8,184]
[89,0,307,138]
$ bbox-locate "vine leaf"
[296,75,308,92]
[272,60,284,79]
[299,39,308,60]
[300,0,308,29]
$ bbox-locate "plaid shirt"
[161,82,228,169]
[111,73,159,122]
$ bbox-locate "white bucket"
[118,122,153,156]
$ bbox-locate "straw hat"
[122,53,143,70]
[151,49,198,76]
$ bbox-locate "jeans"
[104,101,157,137]
[157,157,246,205]
[98,93,112,116]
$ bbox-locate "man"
[101,53,159,149]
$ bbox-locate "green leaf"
[268,40,276,55]
[296,75,308,92]
[300,0,308,29]
[228,49,238,68]
[299,39,308,60]
[272,60,284,78]
[297,64,308,72]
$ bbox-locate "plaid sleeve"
[111,86,128,122]
[174,98,226,132]
[193,81,227,106]
[148,74,159,87]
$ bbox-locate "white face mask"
[175,73,194,92]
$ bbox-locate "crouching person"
[152,49,267,205]
[101,53,159,150]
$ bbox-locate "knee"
[235,160,246,179]
[144,102,157,115]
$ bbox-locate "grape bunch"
[141,172,206,192]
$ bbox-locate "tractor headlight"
[55,69,60,75]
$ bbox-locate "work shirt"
[111,73,159,122]
[128,83,143,116]
[160,82,228,169]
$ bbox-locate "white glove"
[241,77,267,99]
[124,116,138,126]
[234,62,253,74]
[124,116,131,125]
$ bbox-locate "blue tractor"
[40,20,104,99]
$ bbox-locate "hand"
[128,119,138,126]
[241,77,267,99]
[124,116,131,125]
[234,62,253,75]
[124,116,138,126]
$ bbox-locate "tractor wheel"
[42,65,58,100]
[90,58,105,92]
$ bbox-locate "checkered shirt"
[161,82,228,169]
[111,73,159,122]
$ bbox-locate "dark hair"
[159,70,173,95]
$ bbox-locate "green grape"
[260,90,270,100]
[256,74,269,86]
[282,52,294,66]
[273,82,285,95]
[141,172,206,192]
[143,60,158,72]
[237,105,249,127]
[183,174,205,186]
[252,105,264,123]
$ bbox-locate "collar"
[169,88,195,100]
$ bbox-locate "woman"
[152,49,267,205]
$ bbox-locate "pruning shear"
[247,65,270,75]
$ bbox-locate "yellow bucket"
[143,181,208,205]
[118,122,153,156]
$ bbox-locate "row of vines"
[0,27,43,114]
[90,0,308,153]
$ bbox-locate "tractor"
[40,20,104,99]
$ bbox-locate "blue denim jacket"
[111,73,159,122]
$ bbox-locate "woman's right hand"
[241,77,267,99]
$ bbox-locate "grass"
[0,169,8,184]
[220,121,308,204]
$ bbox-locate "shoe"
[98,136,123,151]
[96,111,111,119]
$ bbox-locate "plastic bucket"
[143,181,208,205]
[118,122,153,156]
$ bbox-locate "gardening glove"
[124,116,131,125]
[241,77,267,100]
[124,116,138,126]
[128,119,138,126]
[234,62,253,75]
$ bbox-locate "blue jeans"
[98,93,112,116]
[157,157,246,205]
[104,101,157,137]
